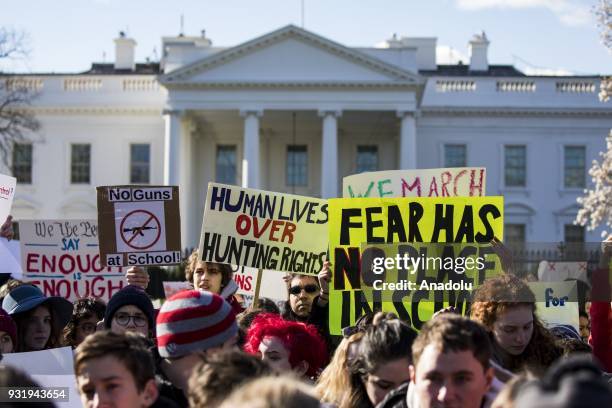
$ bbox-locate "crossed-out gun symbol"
[123,226,157,237]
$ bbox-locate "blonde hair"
[219,375,319,408]
[315,332,364,406]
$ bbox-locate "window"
[564,146,585,188]
[356,146,378,173]
[444,144,467,167]
[71,144,91,184]
[130,144,150,184]
[12,143,32,184]
[504,145,526,187]
[564,224,585,243]
[504,223,526,243]
[286,145,308,187]
[216,145,237,185]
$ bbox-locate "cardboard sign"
[0,237,21,278]
[97,185,181,267]
[162,281,192,298]
[328,196,504,335]
[2,347,80,408]
[0,172,16,222]
[198,183,328,275]
[537,261,589,286]
[20,220,125,302]
[343,168,486,198]
[529,281,580,333]
[233,265,287,300]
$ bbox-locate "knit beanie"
[156,290,238,358]
[0,308,17,346]
[104,285,154,330]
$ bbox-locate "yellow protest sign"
[329,196,504,335]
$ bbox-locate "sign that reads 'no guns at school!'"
[343,167,486,198]
[199,183,328,275]
[97,186,181,267]
[20,219,125,302]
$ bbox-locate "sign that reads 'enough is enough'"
[199,183,328,275]
[97,186,181,267]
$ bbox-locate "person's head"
[490,374,532,408]
[218,375,320,408]
[187,350,273,408]
[347,313,418,407]
[0,279,25,303]
[2,284,72,352]
[63,298,106,348]
[410,315,494,408]
[578,311,590,342]
[315,331,364,406]
[0,365,55,408]
[156,290,239,392]
[75,330,158,408]
[185,250,233,295]
[285,273,320,318]
[104,285,154,338]
[0,308,17,353]
[244,313,328,378]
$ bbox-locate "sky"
[0,0,609,75]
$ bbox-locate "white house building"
[4,25,611,248]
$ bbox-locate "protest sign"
[529,281,580,333]
[0,237,21,277]
[198,183,328,275]
[0,173,16,222]
[343,167,486,198]
[162,281,192,298]
[20,220,125,302]
[328,196,504,335]
[233,265,287,307]
[537,261,589,286]
[2,347,79,408]
[97,185,181,267]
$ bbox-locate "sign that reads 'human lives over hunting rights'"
[97,186,181,267]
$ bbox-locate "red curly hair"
[243,313,328,378]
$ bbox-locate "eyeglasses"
[114,313,147,327]
[289,284,318,295]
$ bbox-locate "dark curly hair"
[62,297,106,348]
[184,249,233,290]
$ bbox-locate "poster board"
[97,185,181,267]
[529,281,580,333]
[0,173,16,223]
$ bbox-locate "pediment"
[505,202,536,216]
[161,25,422,86]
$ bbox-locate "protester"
[187,350,273,407]
[218,375,321,408]
[2,284,72,352]
[63,297,106,348]
[75,330,177,408]
[578,310,590,343]
[490,374,531,408]
[236,301,281,348]
[244,313,328,380]
[0,308,16,353]
[315,331,365,406]
[514,355,612,407]
[344,313,417,408]
[155,290,238,404]
[104,285,154,339]
[0,365,56,408]
[470,274,563,374]
[378,315,494,408]
[0,279,25,303]
[587,236,612,372]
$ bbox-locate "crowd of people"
[0,240,611,407]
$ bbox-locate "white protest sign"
[0,237,21,278]
[343,167,486,198]
[537,261,589,286]
[162,281,192,299]
[2,346,80,408]
[529,281,580,333]
[233,266,286,300]
[19,219,125,302]
[0,173,16,223]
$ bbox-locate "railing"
[123,78,159,91]
[4,78,44,92]
[63,78,103,92]
[435,80,476,92]
[556,81,596,93]
[497,81,536,92]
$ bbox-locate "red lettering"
[58,254,75,275]
[268,220,283,242]
[42,279,56,296]
[26,253,40,273]
[252,217,272,238]
[470,169,485,196]
[42,255,55,273]
[93,254,104,272]
[401,177,421,197]
[281,222,296,244]
[76,255,92,273]
[56,280,70,298]
[107,279,124,298]
[428,177,439,197]
[91,276,106,299]
[454,170,468,196]
[244,276,252,291]
[236,214,251,235]
[73,279,91,299]
[440,171,452,197]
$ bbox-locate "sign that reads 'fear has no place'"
[97,185,181,267]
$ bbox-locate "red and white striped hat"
[156,290,238,358]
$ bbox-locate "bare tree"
[0,27,40,170]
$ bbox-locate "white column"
[163,110,182,186]
[398,111,417,169]
[240,110,262,189]
[319,110,341,198]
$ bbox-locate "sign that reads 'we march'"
[199,183,328,275]
[343,168,486,198]
[20,220,124,302]
[97,185,181,267]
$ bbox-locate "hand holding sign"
[125,266,150,289]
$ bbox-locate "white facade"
[3,25,610,247]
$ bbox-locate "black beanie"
[104,285,154,330]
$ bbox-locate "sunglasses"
[289,284,318,295]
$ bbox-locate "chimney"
[114,31,137,70]
[469,31,489,71]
